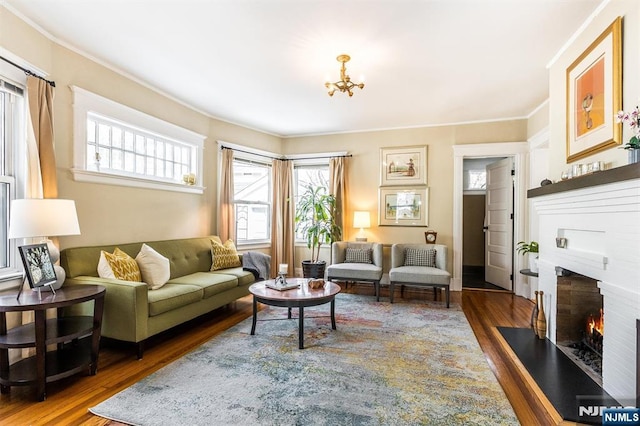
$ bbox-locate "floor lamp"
[8,199,81,291]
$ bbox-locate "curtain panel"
[26,76,57,199]
[218,148,235,243]
[270,159,294,277]
[329,156,347,235]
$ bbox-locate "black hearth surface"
[498,327,619,425]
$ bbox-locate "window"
[71,87,205,194]
[294,164,330,241]
[0,76,24,280]
[233,158,271,244]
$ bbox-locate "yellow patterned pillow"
[102,247,142,282]
[210,240,241,271]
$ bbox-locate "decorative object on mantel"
[566,17,622,162]
[325,54,364,97]
[536,290,547,339]
[616,106,640,164]
[540,178,552,186]
[516,241,539,273]
[556,237,567,248]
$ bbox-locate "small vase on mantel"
[536,291,547,340]
[628,149,640,164]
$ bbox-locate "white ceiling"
[5,0,603,137]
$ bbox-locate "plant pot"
[528,254,539,273]
[302,260,326,279]
[628,149,639,164]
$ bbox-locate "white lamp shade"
[8,199,81,239]
[353,211,371,229]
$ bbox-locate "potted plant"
[516,241,539,273]
[616,107,640,164]
[295,183,342,278]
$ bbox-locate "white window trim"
[71,86,206,194]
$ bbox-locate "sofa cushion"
[389,266,450,286]
[211,267,255,286]
[404,248,436,267]
[100,248,142,282]
[168,272,238,299]
[136,243,171,290]
[345,248,373,264]
[327,263,382,282]
[210,240,241,271]
[147,283,204,316]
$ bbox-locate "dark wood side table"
[0,285,105,401]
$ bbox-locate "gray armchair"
[389,244,450,307]
[327,242,383,301]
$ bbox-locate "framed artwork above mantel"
[566,16,622,163]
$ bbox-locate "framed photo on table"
[18,243,57,289]
[566,16,622,163]
[378,187,429,227]
[380,145,427,186]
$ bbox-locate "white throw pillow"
[97,251,116,279]
[135,244,171,290]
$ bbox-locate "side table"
[0,284,105,401]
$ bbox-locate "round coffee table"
[249,280,341,349]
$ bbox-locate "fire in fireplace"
[585,308,604,355]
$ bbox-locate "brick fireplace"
[530,164,640,404]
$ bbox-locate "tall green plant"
[295,183,342,263]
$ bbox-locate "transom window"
[72,86,205,194]
[86,113,195,183]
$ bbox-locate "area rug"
[90,294,518,425]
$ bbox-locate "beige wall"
[527,101,549,139]
[548,0,639,181]
[285,120,527,269]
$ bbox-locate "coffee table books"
[265,278,303,291]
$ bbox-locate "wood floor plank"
[0,289,575,425]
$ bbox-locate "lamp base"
[355,237,368,242]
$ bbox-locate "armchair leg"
[375,281,380,302]
[445,286,450,308]
[389,282,395,303]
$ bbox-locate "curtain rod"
[0,55,56,87]
[221,145,351,161]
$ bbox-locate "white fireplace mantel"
[531,165,640,404]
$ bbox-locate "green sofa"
[60,236,255,358]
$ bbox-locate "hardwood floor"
[0,286,573,425]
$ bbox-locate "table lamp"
[353,211,370,242]
[8,199,81,290]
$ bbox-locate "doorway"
[452,142,528,296]
[461,157,509,291]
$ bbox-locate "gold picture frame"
[566,16,622,163]
[378,186,429,227]
[380,145,427,186]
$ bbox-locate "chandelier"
[325,54,364,97]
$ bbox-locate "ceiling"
[4,0,603,137]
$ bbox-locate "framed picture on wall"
[380,145,427,186]
[378,186,429,227]
[566,16,622,163]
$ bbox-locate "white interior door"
[484,158,513,290]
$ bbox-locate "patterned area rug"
[90,294,518,425]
